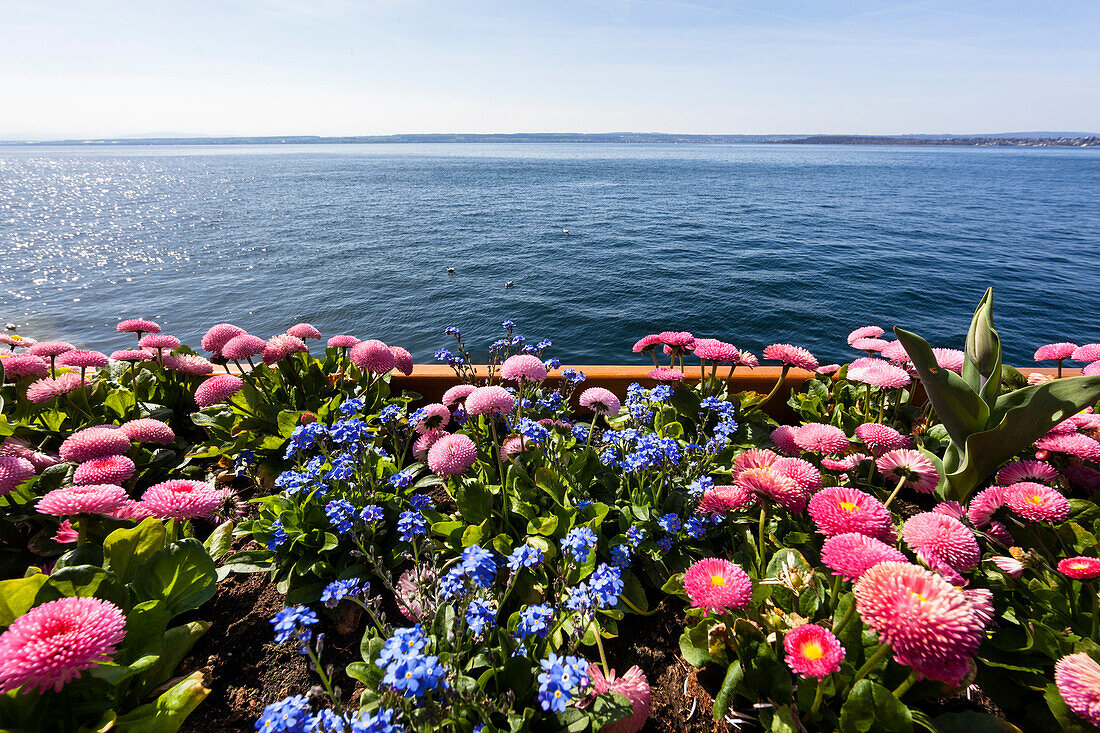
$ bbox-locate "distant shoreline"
[2,132,1099,147]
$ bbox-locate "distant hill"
[2,132,1097,147]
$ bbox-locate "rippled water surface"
[1,143,1097,364]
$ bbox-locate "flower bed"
[2,290,1100,732]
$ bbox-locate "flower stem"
[832,599,856,636]
[1089,582,1099,642]
[759,365,791,407]
[809,677,826,715]
[892,670,920,698]
[882,475,907,509]
[592,621,610,678]
[852,642,890,683]
[757,502,768,575]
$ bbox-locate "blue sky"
[1,0,1097,138]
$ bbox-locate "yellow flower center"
[910,591,928,603]
[838,501,859,513]
[710,574,727,587]
[801,642,824,660]
[1026,494,1044,505]
[1070,562,1087,570]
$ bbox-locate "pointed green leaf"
[895,327,988,445]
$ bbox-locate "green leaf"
[104,518,168,583]
[138,621,210,693]
[131,539,217,615]
[839,680,914,733]
[113,671,210,733]
[0,574,49,626]
[961,287,1003,409]
[713,661,743,719]
[895,327,988,446]
[35,566,129,609]
[202,520,234,561]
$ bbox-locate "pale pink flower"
[1034,342,1078,362]
[763,343,818,371]
[736,350,759,368]
[54,350,107,370]
[390,346,414,376]
[821,533,906,581]
[349,339,395,374]
[194,374,244,408]
[200,323,247,354]
[1084,362,1100,377]
[0,334,34,348]
[784,624,845,679]
[500,354,547,383]
[821,453,871,472]
[769,425,801,456]
[116,319,160,335]
[1055,653,1100,728]
[848,359,911,389]
[584,664,651,733]
[851,337,889,353]
[631,334,662,354]
[1,354,48,379]
[683,558,752,614]
[0,456,35,496]
[902,512,980,574]
[262,333,308,365]
[1027,372,1055,385]
[286,323,321,339]
[579,387,620,416]
[648,367,684,382]
[932,348,966,374]
[876,449,939,494]
[163,353,214,376]
[60,426,131,463]
[817,364,841,375]
[37,484,129,516]
[138,334,181,351]
[26,373,87,403]
[0,438,58,472]
[500,435,528,461]
[140,479,222,520]
[427,434,477,477]
[441,384,477,408]
[221,334,266,361]
[464,385,515,416]
[395,566,433,621]
[990,556,1024,578]
[847,326,885,345]
[119,418,175,445]
[1003,482,1070,523]
[109,349,152,363]
[1073,344,1100,362]
[880,340,910,363]
[793,423,849,456]
[932,501,967,520]
[412,429,447,460]
[73,455,136,486]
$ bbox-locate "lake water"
[1,143,1097,366]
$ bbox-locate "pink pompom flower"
[109,349,152,363]
[1003,482,1070,523]
[195,374,244,408]
[736,466,808,512]
[821,453,871,472]
[996,460,1058,486]
[119,418,175,445]
[784,624,845,679]
[0,334,35,349]
[442,384,477,408]
[793,423,849,456]
[27,341,74,358]
[1083,362,1100,377]
[286,323,321,339]
[683,558,752,614]
[772,456,822,494]
[855,423,910,453]
[847,326,884,345]
[579,387,620,416]
[902,512,980,574]
[808,487,895,543]
[851,337,889,353]
[1055,653,1100,728]
[427,433,477,477]
[990,556,1024,578]
[632,334,663,354]
[1034,342,1078,362]
[1,354,48,379]
[966,486,1006,528]
[876,449,940,495]
[648,367,684,382]
[694,339,740,363]
[138,333,181,351]
[26,373,87,403]
[731,448,779,478]
[73,455,136,486]
[116,319,160,335]
[0,455,36,496]
[658,331,695,349]
[221,334,266,362]
[37,484,129,516]
[848,359,911,389]
[390,346,414,376]
[500,354,547,383]
[415,403,451,434]
[56,350,108,370]
[262,334,308,365]
[583,664,651,733]
[698,484,756,514]
[0,596,127,694]
[140,479,222,520]
[1072,344,1100,362]
[736,350,759,368]
[200,323,247,354]
[821,533,907,582]
[53,519,79,544]
[932,348,966,374]
[880,340,910,363]
[1,438,58,472]
[763,343,818,371]
[328,334,360,349]
[464,385,515,416]
[163,353,214,376]
[412,429,448,460]
[349,339,395,374]
[59,426,131,463]
[1035,432,1100,461]
[1058,557,1100,581]
[769,425,801,456]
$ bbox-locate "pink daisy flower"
[821,453,871,472]
[808,487,895,543]
[1034,342,1078,362]
[327,334,360,349]
[683,558,752,614]
[1058,557,1100,581]
[821,533,906,581]
[1035,432,1100,461]
[1003,482,1070,523]
[0,596,127,693]
[500,354,547,383]
[138,333,181,351]
[27,341,74,358]
[855,423,910,453]
[698,484,756,514]
[200,323,247,354]
[140,479,222,520]
[772,457,823,494]
[854,561,986,686]
[53,519,79,544]
[54,350,106,370]
[0,455,36,496]
[73,454,136,486]
[262,333,308,365]
[736,466,808,512]
[694,339,740,363]
[731,448,779,479]
[736,350,759,368]
[990,556,1024,578]
[579,387,620,416]
[395,565,434,621]
[119,418,175,445]
[194,374,244,408]
[851,337,890,353]
[876,449,939,494]
[37,484,129,516]
[441,384,477,408]
[658,331,695,349]
[1,354,48,379]
[116,319,160,335]
[848,359,911,389]
[847,326,885,345]
[1073,344,1100,362]
[464,385,515,416]
[793,423,849,456]
[0,334,34,348]
[427,433,477,477]
[163,353,214,376]
[109,349,152,363]
[390,346,414,376]
[26,373,87,403]
[1,438,58,472]
[59,426,131,463]
[932,501,967,520]
[932,348,966,374]
[221,334,266,361]
[583,664,651,733]
[286,323,321,339]
[1055,653,1100,728]
[784,624,845,679]
[414,403,451,434]
[1084,361,1100,377]
[769,425,801,456]
[108,500,157,520]
[648,367,684,382]
[763,343,818,371]
[349,339,395,374]
[966,486,1006,528]
[817,364,842,375]
[500,435,529,461]
[902,512,981,574]
[996,460,1058,486]
[879,340,910,363]
[632,334,662,354]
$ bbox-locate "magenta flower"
[698,484,756,514]
[56,350,108,370]
[1034,342,1078,361]
[73,455,136,486]
[390,346,414,376]
[109,349,152,363]
[847,326,884,345]
[631,334,663,354]
[694,338,740,362]
[735,466,808,512]
[658,331,695,350]
[1,354,49,379]
[855,423,911,453]
[772,456,822,494]
[817,364,842,375]
[821,533,906,582]
[996,460,1058,486]
[763,343,818,371]
[1083,361,1100,376]
[769,425,801,456]
[0,456,35,496]
[138,333,181,351]
[808,487,895,543]
[441,384,477,409]
[1003,481,1070,523]
[1072,344,1100,362]
[821,453,871,472]
[784,624,845,679]
[1058,557,1100,581]
[327,335,360,349]
[427,433,477,477]
[119,418,175,445]
[902,512,980,574]
[1055,653,1100,728]
[793,423,849,456]
[163,353,214,376]
[37,484,129,516]
[583,664,651,733]
[0,596,127,693]
[221,334,266,362]
[53,519,78,544]
[464,386,515,416]
[59,426,131,463]
[876,449,939,494]
[27,341,74,358]
[194,374,244,408]
[262,333,308,365]
[932,500,967,520]
[500,354,547,383]
[579,387,620,416]
[1035,432,1100,461]
[966,485,1006,527]
[116,319,161,335]
[349,339,395,374]
[140,479,222,520]
[26,373,87,403]
[286,323,322,339]
[731,448,780,478]
[200,323,246,354]
[648,367,684,382]
[683,558,752,614]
